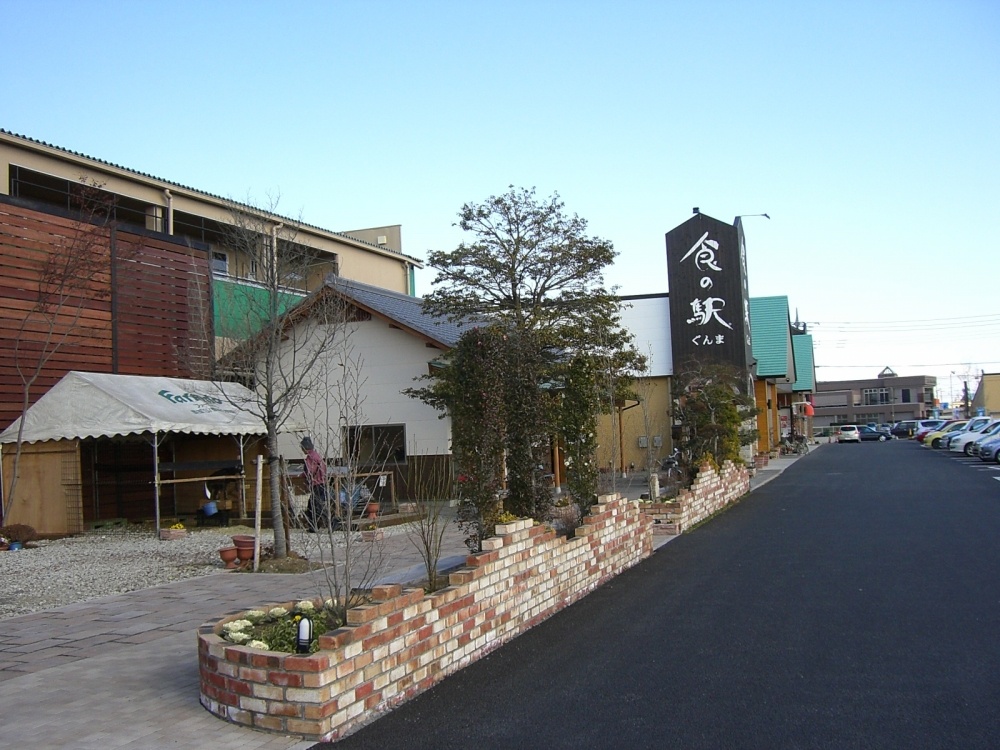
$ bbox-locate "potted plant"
[159,522,187,541]
[1,523,38,549]
[360,523,383,542]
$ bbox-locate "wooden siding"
[0,200,213,429]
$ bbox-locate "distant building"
[812,367,938,427]
[970,373,1000,417]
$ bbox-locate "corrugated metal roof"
[0,129,422,265]
[749,296,793,378]
[792,333,815,392]
[325,277,471,348]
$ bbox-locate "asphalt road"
[314,441,1000,749]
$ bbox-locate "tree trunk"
[267,430,287,558]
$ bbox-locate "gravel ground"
[0,525,280,621]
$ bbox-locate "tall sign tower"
[665,212,754,374]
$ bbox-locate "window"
[862,388,890,406]
[344,425,406,466]
[900,389,911,403]
[211,251,229,276]
[248,259,258,280]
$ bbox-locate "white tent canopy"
[0,371,266,444]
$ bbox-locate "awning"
[0,371,266,444]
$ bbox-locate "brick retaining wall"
[642,460,750,535]
[198,492,652,740]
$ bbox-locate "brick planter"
[638,460,750,536]
[159,528,187,541]
[199,493,652,740]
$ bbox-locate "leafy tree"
[559,355,601,512]
[424,186,619,341]
[672,358,758,475]
[441,326,507,551]
[418,187,640,521]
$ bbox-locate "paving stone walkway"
[0,456,799,748]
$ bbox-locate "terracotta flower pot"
[231,535,255,565]
[218,546,239,569]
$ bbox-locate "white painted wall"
[277,317,451,459]
[619,295,673,376]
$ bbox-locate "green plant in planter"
[221,600,343,654]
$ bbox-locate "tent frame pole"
[152,432,162,536]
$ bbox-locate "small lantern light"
[296,617,313,654]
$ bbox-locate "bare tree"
[294,323,396,614]
[404,449,456,592]
[215,197,340,558]
[3,179,139,522]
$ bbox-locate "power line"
[808,313,1000,325]
[815,361,1000,368]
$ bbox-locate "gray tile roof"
[324,277,472,348]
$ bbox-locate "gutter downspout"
[163,189,173,235]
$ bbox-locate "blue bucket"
[203,501,218,516]
[8,541,23,551]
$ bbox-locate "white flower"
[324,599,335,609]
[223,619,252,632]
[227,631,250,644]
[244,610,265,622]
[295,600,315,612]
[248,640,269,650]
[268,607,288,618]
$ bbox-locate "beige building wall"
[595,375,672,473]
[0,134,419,296]
[972,373,1000,417]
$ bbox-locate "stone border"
[199,493,652,740]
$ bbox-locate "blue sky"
[3,0,998,401]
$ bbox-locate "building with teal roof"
[749,296,816,453]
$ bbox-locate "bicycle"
[659,448,682,480]
[781,436,809,455]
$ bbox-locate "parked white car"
[950,420,1000,455]
[942,416,997,450]
[837,425,860,443]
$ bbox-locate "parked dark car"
[891,420,918,438]
[859,426,889,442]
